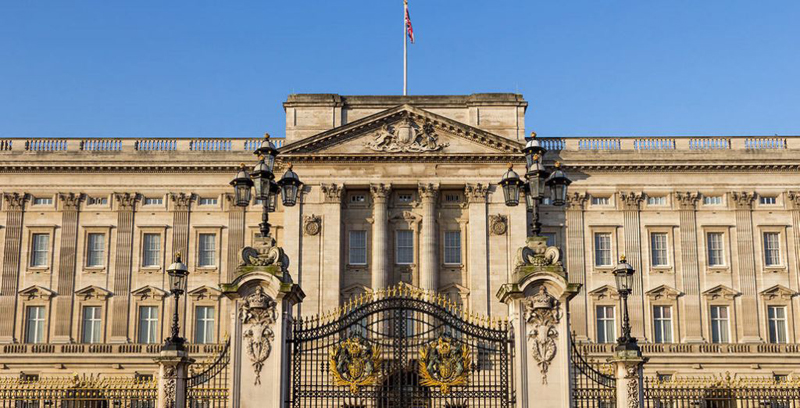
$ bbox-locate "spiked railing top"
[645,372,800,389]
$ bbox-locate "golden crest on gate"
[419,334,472,394]
[329,334,382,394]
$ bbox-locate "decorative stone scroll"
[328,334,383,394]
[238,287,278,385]
[625,365,640,408]
[364,117,449,153]
[515,236,561,269]
[525,287,562,384]
[419,334,472,394]
[489,214,508,236]
[303,214,321,236]
[239,236,288,270]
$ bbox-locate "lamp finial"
[264,132,270,140]
[620,254,626,262]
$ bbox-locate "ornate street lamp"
[231,133,303,238]
[164,253,189,350]
[499,132,572,236]
[613,254,639,352]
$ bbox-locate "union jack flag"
[405,0,414,43]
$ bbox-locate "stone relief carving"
[170,193,194,211]
[489,214,508,236]
[618,192,644,211]
[3,193,27,211]
[674,192,700,210]
[418,183,438,201]
[58,193,83,210]
[787,191,800,209]
[320,183,343,204]
[464,183,488,203]
[565,192,588,211]
[114,193,139,211]
[364,117,448,153]
[625,365,640,408]
[730,191,756,210]
[369,183,391,202]
[515,237,561,269]
[525,287,561,384]
[303,214,321,236]
[239,236,288,270]
[239,287,278,385]
[163,365,177,408]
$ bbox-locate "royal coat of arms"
[418,334,472,394]
[364,117,448,153]
[329,334,383,394]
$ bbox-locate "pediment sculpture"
[364,117,449,153]
[525,287,562,384]
[238,287,278,385]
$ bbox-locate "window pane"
[82,306,102,343]
[25,306,45,343]
[86,233,105,267]
[707,232,724,266]
[653,306,673,343]
[349,231,367,265]
[31,234,49,267]
[768,306,787,344]
[710,306,729,343]
[198,234,216,266]
[142,233,161,267]
[138,306,159,344]
[194,306,215,344]
[595,306,615,343]
[444,231,461,264]
[651,233,668,266]
[396,230,413,264]
[594,233,611,266]
[763,232,781,266]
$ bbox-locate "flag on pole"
[405,0,414,43]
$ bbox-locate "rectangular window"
[33,197,52,205]
[348,230,367,265]
[86,233,105,267]
[542,233,556,247]
[759,196,777,205]
[87,196,108,205]
[764,232,781,266]
[768,306,788,344]
[198,197,218,205]
[198,233,216,267]
[30,233,49,267]
[650,233,669,267]
[591,196,610,206]
[706,232,725,266]
[653,306,673,343]
[25,306,46,344]
[396,230,413,265]
[350,194,366,203]
[142,233,161,267]
[398,194,413,203]
[595,306,616,343]
[194,306,215,344]
[144,197,163,205]
[444,231,462,264]
[444,194,460,203]
[710,306,729,343]
[594,233,612,266]
[138,306,159,344]
[81,306,103,343]
[703,195,723,205]
[647,196,667,206]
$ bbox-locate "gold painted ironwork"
[419,334,472,394]
[329,334,383,394]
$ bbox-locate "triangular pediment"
[279,105,523,160]
[19,285,55,300]
[702,285,740,300]
[188,285,222,300]
[645,285,682,301]
[131,285,168,301]
[75,285,112,300]
[760,285,796,301]
[588,285,620,301]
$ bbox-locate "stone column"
[53,193,83,343]
[155,348,194,408]
[418,183,438,292]
[731,191,761,342]
[788,192,800,313]
[610,349,646,408]
[110,192,139,343]
[170,193,194,259]
[0,193,27,342]
[465,183,489,313]
[675,192,704,342]
[565,192,589,339]
[320,184,343,307]
[225,194,246,282]
[370,184,390,291]
[619,192,646,340]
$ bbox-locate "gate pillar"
[221,237,305,408]
[610,350,646,408]
[497,236,581,408]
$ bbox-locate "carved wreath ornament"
[419,334,473,394]
[364,117,448,153]
[328,334,383,394]
[525,287,561,384]
[239,287,278,385]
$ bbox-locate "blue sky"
[1,1,798,137]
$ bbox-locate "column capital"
[58,192,83,211]
[565,192,588,211]
[674,191,700,210]
[370,183,391,203]
[787,191,800,209]
[464,183,489,203]
[618,192,644,211]
[2,192,28,211]
[418,183,439,201]
[170,192,195,211]
[730,191,756,210]
[320,183,344,204]
[114,192,140,211]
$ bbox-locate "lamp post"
[164,253,189,351]
[499,132,572,236]
[231,133,303,238]
[613,254,639,352]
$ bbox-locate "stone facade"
[0,94,799,381]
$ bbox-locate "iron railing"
[0,374,157,408]
[570,334,616,408]
[187,338,230,408]
[643,374,800,407]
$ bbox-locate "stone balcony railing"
[576,341,800,356]
[0,342,226,355]
[0,137,285,153]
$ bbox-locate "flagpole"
[403,0,408,95]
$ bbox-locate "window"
[142,233,161,267]
[653,306,673,343]
[194,306,215,344]
[198,234,216,267]
[398,194,413,203]
[444,231,461,264]
[444,194,460,203]
[198,197,217,205]
[144,197,163,205]
[759,196,777,205]
[138,306,159,344]
[87,197,108,205]
[595,306,616,343]
[81,306,103,343]
[650,233,669,267]
[33,197,52,205]
[86,233,105,267]
[349,231,367,265]
[710,306,729,343]
[773,374,788,383]
[763,232,781,266]
[30,233,49,267]
[24,306,46,343]
[657,374,673,382]
[703,195,723,205]
[542,233,556,247]
[647,196,667,206]
[706,232,725,266]
[396,230,413,265]
[594,233,612,266]
[591,196,610,205]
[767,306,787,344]
[350,194,366,203]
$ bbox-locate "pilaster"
[170,193,194,259]
[565,192,588,339]
[730,191,760,342]
[465,183,489,313]
[619,192,645,341]
[675,191,704,342]
[225,194,246,282]
[0,193,27,341]
[370,183,390,291]
[53,193,83,342]
[320,183,343,308]
[110,192,139,342]
[418,183,439,291]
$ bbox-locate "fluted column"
[731,191,760,342]
[675,192,704,342]
[565,192,589,339]
[53,193,83,342]
[418,183,439,291]
[320,184,343,309]
[0,193,27,341]
[110,193,139,342]
[225,194,246,282]
[170,193,194,259]
[370,184,390,291]
[619,192,646,341]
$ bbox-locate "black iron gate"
[187,339,230,408]
[570,334,616,408]
[287,285,513,408]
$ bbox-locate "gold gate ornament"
[329,335,382,394]
[419,335,472,394]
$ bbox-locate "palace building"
[1,93,799,383]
